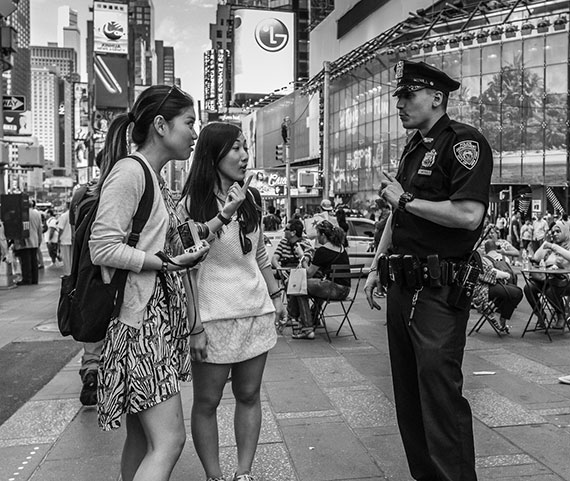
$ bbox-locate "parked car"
[263,217,375,269]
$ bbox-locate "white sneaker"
[233,474,255,481]
[558,375,570,385]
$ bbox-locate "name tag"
[417,169,432,176]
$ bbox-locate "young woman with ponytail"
[89,85,209,481]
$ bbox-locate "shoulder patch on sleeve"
[453,140,479,170]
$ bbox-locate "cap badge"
[395,61,404,79]
[421,149,437,168]
[453,140,480,170]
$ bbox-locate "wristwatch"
[398,192,415,212]
[217,212,231,225]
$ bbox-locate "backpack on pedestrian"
[57,156,154,342]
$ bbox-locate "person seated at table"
[524,220,570,328]
[287,220,350,340]
[478,224,520,259]
[271,219,313,269]
[472,239,523,332]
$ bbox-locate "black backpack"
[57,156,154,342]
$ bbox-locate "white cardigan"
[89,153,167,329]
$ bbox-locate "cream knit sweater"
[178,202,274,323]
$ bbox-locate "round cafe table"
[520,267,570,341]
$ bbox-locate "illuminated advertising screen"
[95,55,128,109]
[233,9,295,96]
[74,82,89,140]
[94,1,128,55]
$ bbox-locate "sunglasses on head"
[239,219,252,255]
[154,85,187,117]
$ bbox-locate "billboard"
[94,1,128,55]
[233,9,295,97]
[95,55,128,109]
[3,110,32,136]
[74,83,89,140]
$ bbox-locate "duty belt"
[378,254,464,289]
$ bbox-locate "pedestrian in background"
[89,84,208,481]
[365,60,493,481]
[45,209,60,266]
[532,214,549,253]
[520,219,533,252]
[57,203,72,276]
[510,211,521,250]
[496,213,507,239]
[178,122,285,481]
[31,200,45,269]
[262,204,281,231]
[335,206,349,247]
[12,198,43,285]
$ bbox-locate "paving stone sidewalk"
[1,262,570,480]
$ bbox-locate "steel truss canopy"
[302,0,570,94]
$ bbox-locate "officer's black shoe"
[80,371,98,406]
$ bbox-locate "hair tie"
[128,112,135,123]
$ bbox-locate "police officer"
[365,60,493,481]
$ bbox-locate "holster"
[447,261,481,309]
[389,254,404,286]
[403,255,422,289]
[378,254,390,287]
[426,254,442,288]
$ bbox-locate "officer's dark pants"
[387,283,477,481]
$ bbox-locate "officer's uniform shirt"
[392,114,493,259]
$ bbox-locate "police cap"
[393,60,461,97]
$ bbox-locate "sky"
[30,0,218,105]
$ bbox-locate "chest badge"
[453,141,479,170]
[421,149,437,168]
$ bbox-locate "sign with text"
[3,95,25,112]
[233,9,295,97]
[94,1,128,55]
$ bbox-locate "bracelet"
[269,288,283,299]
[190,327,205,336]
[217,212,231,225]
[160,260,168,274]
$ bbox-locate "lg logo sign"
[255,18,289,52]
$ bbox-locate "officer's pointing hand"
[379,171,404,209]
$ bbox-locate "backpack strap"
[125,155,154,246]
[111,155,155,315]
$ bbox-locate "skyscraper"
[128,0,154,87]
[58,5,81,77]
[3,0,30,100]
[31,44,77,175]
[155,40,175,86]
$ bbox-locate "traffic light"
[275,144,284,162]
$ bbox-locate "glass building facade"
[324,4,570,215]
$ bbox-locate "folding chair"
[468,301,504,337]
[312,263,364,342]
